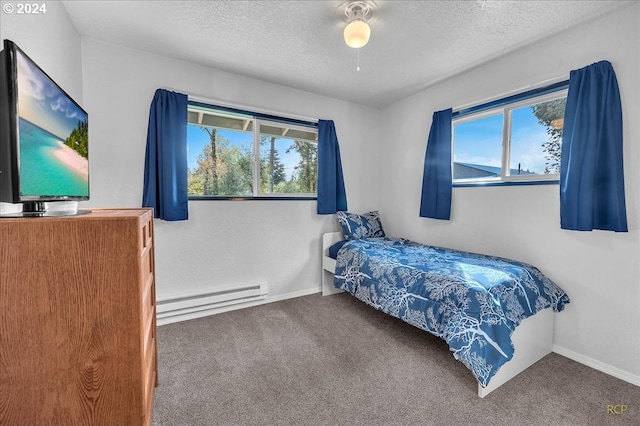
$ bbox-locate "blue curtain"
[560,61,627,232]
[420,108,453,220]
[142,89,189,221]
[317,120,347,214]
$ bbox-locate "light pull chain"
[357,48,361,71]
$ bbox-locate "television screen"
[15,46,88,198]
[0,39,89,217]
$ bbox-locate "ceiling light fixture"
[344,1,371,49]
[343,1,373,71]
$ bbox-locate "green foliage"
[217,146,253,196]
[187,130,252,196]
[287,140,317,193]
[260,136,287,193]
[188,127,318,196]
[64,119,88,159]
[531,98,566,174]
[260,150,287,192]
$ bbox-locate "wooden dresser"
[0,208,157,425]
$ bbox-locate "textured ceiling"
[63,0,632,108]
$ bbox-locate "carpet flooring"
[151,293,639,425]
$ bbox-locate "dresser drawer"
[141,243,154,288]
[141,277,156,424]
[141,216,153,251]
[142,334,156,423]
[142,279,155,357]
[142,271,155,324]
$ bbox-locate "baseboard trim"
[265,286,321,304]
[552,345,640,387]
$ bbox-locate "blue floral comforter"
[333,237,570,387]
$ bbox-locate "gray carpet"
[151,293,639,425]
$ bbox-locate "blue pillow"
[336,210,385,240]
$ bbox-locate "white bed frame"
[321,231,554,398]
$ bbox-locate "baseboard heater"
[156,282,268,325]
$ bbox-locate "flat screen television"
[0,39,89,217]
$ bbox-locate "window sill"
[453,179,559,188]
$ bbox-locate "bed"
[322,226,570,398]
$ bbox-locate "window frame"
[186,101,319,200]
[452,80,568,187]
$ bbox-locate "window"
[453,87,567,185]
[186,102,318,199]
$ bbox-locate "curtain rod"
[188,93,319,124]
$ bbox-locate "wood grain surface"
[0,209,157,425]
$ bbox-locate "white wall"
[0,0,83,214]
[0,1,83,102]
[379,4,640,383]
[80,38,380,302]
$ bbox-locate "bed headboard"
[322,231,344,296]
[322,231,343,256]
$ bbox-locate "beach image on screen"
[16,49,88,197]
